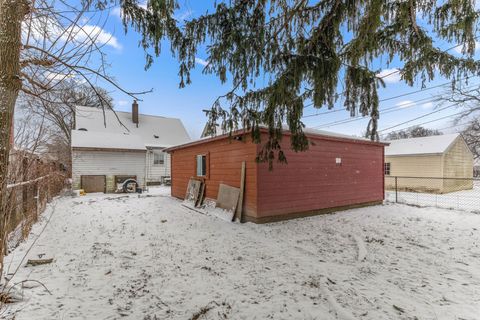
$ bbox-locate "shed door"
[81,175,106,193]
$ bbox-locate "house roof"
[75,105,191,148]
[71,130,147,151]
[385,133,460,156]
[166,127,387,152]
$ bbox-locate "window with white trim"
[384,162,391,175]
[196,154,207,177]
[153,151,165,165]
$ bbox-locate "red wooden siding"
[170,138,258,217]
[256,132,385,218]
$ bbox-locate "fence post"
[395,176,398,203]
[22,157,28,215]
[47,165,51,202]
[34,182,39,222]
[34,159,40,221]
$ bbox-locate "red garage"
[166,128,387,223]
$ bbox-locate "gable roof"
[385,133,460,156]
[72,130,146,151]
[75,105,190,148]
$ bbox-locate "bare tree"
[384,126,443,141]
[444,85,480,121]
[462,119,480,160]
[20,82,113,146]
[0,0,147,277]
[441,84,480,160]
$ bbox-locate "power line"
[302,68,403,110]
[379,75,478,102]
[378,104,462,133]
[302,35,480,115]
[436,121,471,132]
[308,83,480,129]
[311,96,443,128]
[380,111,466,136]
[384,112,476,134]
[302,75,478,119]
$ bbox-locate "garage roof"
[385,133,460,156]
[72,130,146,151]
[166,127,387,152]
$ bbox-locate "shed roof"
[71,130,146,151]
[385,133,460,156]
[75,105,190,148]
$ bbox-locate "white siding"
[72,150,146,192]
[384,137,474,193]
[442,138,474,192]
[146,150,171,183]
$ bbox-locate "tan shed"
[384,134,474,193]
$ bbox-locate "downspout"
[382,146,385,201]
[144,148,149,192]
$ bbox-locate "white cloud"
[23,16,121,50]
[377,68,402,83]
[112,2,148,18]
[117,100,129,107]
[395,100,415,108]
[44,71,87,85]
[421,102,434,109]
[195,57,209,66]
[45,72,74,82]
[66,24,122,50]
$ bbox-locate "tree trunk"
[0,0,29,278]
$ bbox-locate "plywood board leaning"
[185,178,202,206]
[216,184,240,221]
[234,161,246,222]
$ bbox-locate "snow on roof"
[167,126,383,152]
[74,105,191,148]
[71,130,146,150]
[385,133,460,156]
[302,127,371,142]
[201,123,371,142]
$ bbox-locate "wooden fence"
[4,156,67,251]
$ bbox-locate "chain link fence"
[385,176,480,213]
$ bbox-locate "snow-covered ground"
[2,186,480,319]
[385,181,480,213]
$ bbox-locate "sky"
[80,1,480,140]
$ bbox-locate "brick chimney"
[132,100,139,126]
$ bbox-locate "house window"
[196,154,207,177]
[384,162,391,175]
[153,151,165,165]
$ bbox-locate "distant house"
[384,134,474,193]
[71,102,190,192]
[166,128,387,223]
[200,123,226,138]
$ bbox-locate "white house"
[384,134,474,193]
[71,101,190,192]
